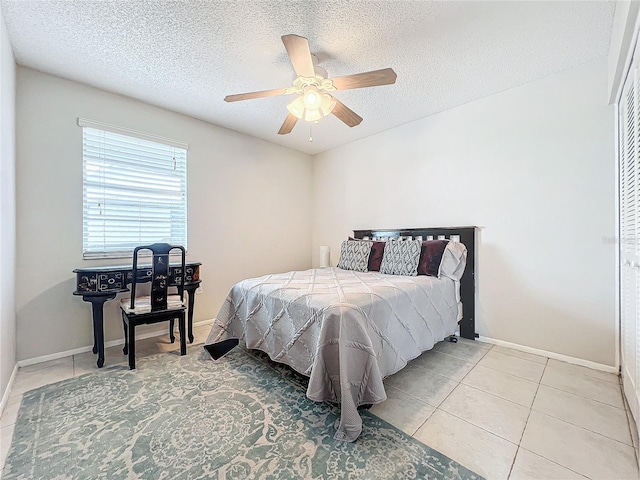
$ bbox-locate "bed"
[204,227,477,442]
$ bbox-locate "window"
[80,119,188,258]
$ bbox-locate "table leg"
[92,323,98,354]
[184,285,198,343]
[84,294,116,368]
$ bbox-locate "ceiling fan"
[224,34,397,135]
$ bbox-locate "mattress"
[204,267,460,442]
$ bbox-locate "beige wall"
[312,60,616,366]
[0,9,16,398]
[13,59,617,367]
[15,67,312,362]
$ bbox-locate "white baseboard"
[0,363,18,416]
[16,319,215,368]
[477,335,618,374]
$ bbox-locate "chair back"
[130,243,186,312]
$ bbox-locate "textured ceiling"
[2,1,615,155]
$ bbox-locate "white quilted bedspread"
[205,267,460,442]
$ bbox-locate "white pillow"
[439,241,468,280]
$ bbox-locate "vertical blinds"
[82,126,188,258]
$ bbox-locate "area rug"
[3,346,483,479]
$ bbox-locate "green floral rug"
[3,346,482,479]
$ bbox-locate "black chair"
[120,243,187,369]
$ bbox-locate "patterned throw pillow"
[379,239,422,276]
[348,237,385,271]
[336,240,373,272]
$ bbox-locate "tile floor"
[1,331,638,479]
[371,340,640,480]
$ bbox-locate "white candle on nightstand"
[319,246,331,268]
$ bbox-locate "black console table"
[73,262,201,367]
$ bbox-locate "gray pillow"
[379,239,422,276]
[336,240,372,272]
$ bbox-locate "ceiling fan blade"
[224,88,289,102]
[278,113,298,135]
[331,68,397,90]
[331,99,363,127]
[281,34,315,77]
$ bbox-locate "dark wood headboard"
[352,226,477,341]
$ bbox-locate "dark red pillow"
[348,237,385,272]
[417,240,449,276]
[367,241,386,272]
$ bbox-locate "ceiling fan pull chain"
[309,125,313,142]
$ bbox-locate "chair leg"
[122,313,129,355]
[128,323,136,370]
[178,316,187,356]
[169,319,175,344]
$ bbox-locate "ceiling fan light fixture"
[320,94,337,116]
[286,95,306,119]
[302,86,322,110]
[303,108,322,122]
[288,90,333,123]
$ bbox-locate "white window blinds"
[81,122,188,258]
